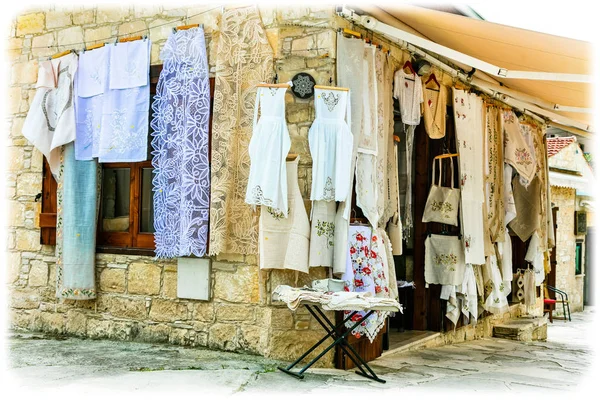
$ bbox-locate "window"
[575,240,583,275]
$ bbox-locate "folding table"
[277,301,401,384]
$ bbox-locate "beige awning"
[364,4,594,130]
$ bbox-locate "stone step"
[492,316,548,342]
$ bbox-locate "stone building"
[6,5,546,368]
[547,136,595,315]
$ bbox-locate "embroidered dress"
[246,86,291,213]
[309,201,336,267]
[23,53,78,176]
[308,87,353,202]
[75,46,108,160]
[259,156,310,273]
[484,105,504,243]
[209,6,274,255]
[502,110,535,183]
[355,44,380,227]
[422,83,447,139]
[151,27,210,258]
[341,225,391,342]
[55,143,100,300]
[98,39,151,162]
[453,89,486,265]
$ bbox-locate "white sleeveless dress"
[245,86,291,215]
[308,88,353,202]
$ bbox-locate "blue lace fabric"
[150,27,210,258]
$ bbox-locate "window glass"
[101,168,130,232]
[140,168,155,233]
[575,241,583,275]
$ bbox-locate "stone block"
[195,332,208,347]
[40,312,65,334]
[239,325,266,355]
[16,172,42,197]
[136,323,170,343]
[46,11,72,29]
[295,320,310,330]
[17,13,45,36]
[97,7,129,24]
[270,307,294,329]
[84,26,112,45]
[118,21,147,37]
[7,252,21,284]
[213,266,257,303]
[8,87,22,115]
[65,310,87,336]
[6,38,23,60]
[133,5,162,19]
[57,27,84,50]
[149,18,179,43]
[265,28,279,57]
[9,310,31,330]
[98,296,147,320]
[88,319,136,341]
[10,289,40,309]
[268,330,334,367]
[99,268,126,293]
[192,302,215,322]
[169,328,191,346]
[163,271,177,298]
[216,253,244,263]
[149,299,189,322]
[208,323,238,351]
[73,9,95,25]
[15,229,41,252]
[212,261,237,272]
[128,263,161,295]
[8,200,25,226]
[215,303,255,322]
[28,259,48,287]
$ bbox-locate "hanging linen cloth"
[484,105,504,243]
[355,44,380,227]
[394,67,423,238]
[531,125,549,250]
[259,156,310,273]
[481,253,510,314]
[23,52,78,176]
[509,175,541,242]
[308,87,353,202]
[75,46,108,160]
[453,89,486,265]
[522,268,537,306]
[503,164,517,226]
[525,232,545,286]
[440,285,460,327]
[459,264,478,324]
[422,82,447,139]
[333,33,365,276]
[309,201,336,267]
[424,234,466,286]
[341,225,390,342]
[245,86,291,213]
[378,228,399,301]
[502,110,535,183]
[151,27,210,258]
[55,143,100,299]
[375,50,388,226]
[209,6,274,256]
[98,39,151,162]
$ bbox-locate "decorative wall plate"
[291,72,316,99]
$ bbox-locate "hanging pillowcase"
[422,157,460,226]
[425,234,466,286]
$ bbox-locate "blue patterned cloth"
[150,28,210,258]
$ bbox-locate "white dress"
[245,86,291,215]
[259,156,310,273]
[308,87,353,202]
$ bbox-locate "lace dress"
[308,87,353,202]
[245,86,291,214]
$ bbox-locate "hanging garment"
[484,105,504,243]
[55,143,100,300]
[525,232,545,286]
[523,268,537,306]
[333,203,350,276]
[422,83,447,139]
[375,50,388,226]
[309,201,336,267]
[23,52,78,176]
[341,225,391,342]
[355,44,380,227]
[209,6,274,256]
[502,110,535,183]
[393,69,423,125]
[459,264,478,324]
[509,175,541,242]
[98,39,151,162]
[503,164,517,226]
[246,86,291,213]
[259,156,310,273]
[75,46,108,160]
[424,234,466,286]
[519,122,538,184]
[151,27,210,258]
[402,124,416,238]
[378,228,399,301]
[308,87,353,202]
[497,229,513,295]
[482,254,510,314]
[440,285,460,327]
[422,157,460,226]
[453,89,486,265]
[531,125,549,250]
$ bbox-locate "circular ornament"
[291,72,316,99]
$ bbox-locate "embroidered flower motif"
[350,246,357,254]
[431,201,454,218]
[515,148,533,166]
[464,235,472,252]
[370,250,377,259]
[372,235,378,242]
[375,286,382,294]
[322,176,335,201]
[268,87,278,96]
[321,91,339,112]
[461,173,467,187]
[362,266,372,275]
[354,279,364,287]
[316,220,335,248]
[356,233,364,242]
[267,207,286,221]
[434,253,458,266]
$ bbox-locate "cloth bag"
[422,157,460,226]
[425,234,466,286]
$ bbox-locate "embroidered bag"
[422,157,460,226]
[425,234,466,285]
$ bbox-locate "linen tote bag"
[424,234,466,286]
[422,157,460,226]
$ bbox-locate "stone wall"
[551,186,585,314]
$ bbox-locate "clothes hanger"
[285,153,299,161]
[425,72,441,92]
[172,23,204,34]
[433,153,458,160]
[314,85,349,92]
[402,60,416,75]
[84,43,105,53]
[118,35,144,43]
[256,83,290,88]
[50,49,74,59]
[340,27,361,39]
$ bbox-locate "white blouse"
[393,69,423,126]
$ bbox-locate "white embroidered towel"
[425,234,466,286]
[109,40,150,89]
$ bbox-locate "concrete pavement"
[5,308,597,396]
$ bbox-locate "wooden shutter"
[39,158,57,245]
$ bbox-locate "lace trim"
[249,185,275,207]
[322,176,335,201]
[321,91,339,112]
